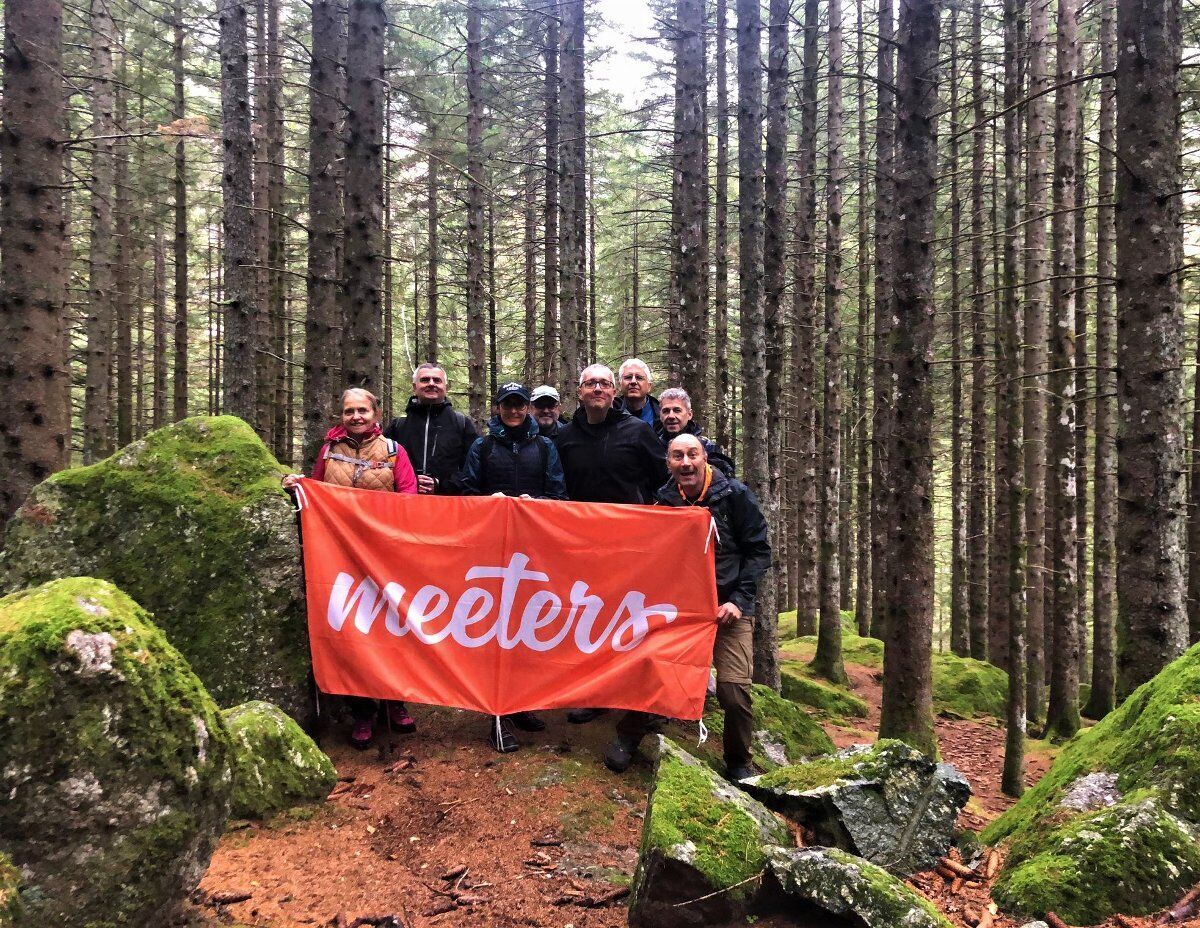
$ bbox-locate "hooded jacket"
[614,393,661,428]
[654,466,771,615]
[383,396,479,495]
[655,418,737,478]
[555,405,668,504]
[312,424,418,493]
[460,414,568,499]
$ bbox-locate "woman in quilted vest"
[283,388,418,748]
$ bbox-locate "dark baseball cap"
[495,382,531,404]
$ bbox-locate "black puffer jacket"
[654,467,771,615]
[555,406,668,504]
[460,415,568,499]
[655,419,737,478]
[383,397,479,495]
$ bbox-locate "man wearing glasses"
[614,358,660,427]
[555,363,670,725]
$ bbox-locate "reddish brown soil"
[187,664,1198,928]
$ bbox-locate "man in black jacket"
[556,363,669,725]
[383,363,478,495]
[656,387,736,478]
[555,363,668,505]
[604,433,771,782]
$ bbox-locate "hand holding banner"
[297,479,719,720]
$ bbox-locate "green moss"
[825,849,951,926]
[992,797,1200,924]
[223,701,336,819]
[780,662,869,719]
[0,578,232,928]
[0,417,310,719]
[932,653,1008,720]
[753,740,903,792]
[645,751,775,895]
[984,642,1200,848]
[0,852,21,928]
[701,684,835,772]
[779,632,885,669]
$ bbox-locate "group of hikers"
[282,358,771,783]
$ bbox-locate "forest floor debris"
[184,654,1194,928]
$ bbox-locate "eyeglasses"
[581,379,615,390]
[500,399,529,408]
[622,373,648,382]
[533,400,558,410]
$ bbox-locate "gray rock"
[764,847,953,928]
[629,737,790,927]
[1019,922,1050,928]
[1059,771,1120,812]
[0,578,233,927]
[744,740,971,876]
[0,416,312,723]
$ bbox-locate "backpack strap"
[477,435,495,492]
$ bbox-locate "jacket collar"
[487,414,539,443]
[656,465,733,506]
[570,404,630,431]
[405,395,454,416]
[324,423,382,445]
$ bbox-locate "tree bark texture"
[878,0,941,758]
[466,0,487,426]
[1115,0,1188,697]
[172,0,189,422]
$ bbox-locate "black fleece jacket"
[654,467,771,615]
[383,397,479,495]
[555,405,668,504]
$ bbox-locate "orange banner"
[296,478,719,719]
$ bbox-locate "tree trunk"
[543,5,559,386]
[1021,0,1052,716]
[1084,0,1117,718]
[736,0,776,688]
[813,0,847,685]
[84,0,116,463]
[303,0,344,468]
[1000,0,1028,796]
[854,0,872,636]
[154,226,168,429]
[870,0,896,641]
[1045,0,1080,742]
[341,0,385,392]
[172,0,189,422]
[523,163,539,386]
[878,0,941,758]
[793,0,820,638]
[0,0,69,528]
[1115,0,1188,697]
[114,71,133,449]
[426,130,439,362]
[714,0,731,449]
[1073,85,1090,683]
[466,0,487,426]
[675,0,707,412]
[220,0,257,422]
[558,0,586,392]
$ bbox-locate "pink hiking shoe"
[387,702,417,734]
[350,718,374,749]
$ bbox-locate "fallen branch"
[937,857,981,880]
[1159,882,1200,922]
[672,870,764,907]
[984,850,1000,879]
[531,835,562,847]
[209,890,253,905]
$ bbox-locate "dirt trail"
[189,664,1195,928]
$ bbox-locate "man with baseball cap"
[531,384,567,439]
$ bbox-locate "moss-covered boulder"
[779,630,886,669]
[763,847,952,928]
[700,683,835,773]
[0,578,233,928]
[932,652,1008,719]
[780,662,870,719]
[745,740,971,876]
[984,642,1200,923]
[224,700,337,818]
[0,416,310,722]
[629,737,791,927]
[0,853,21,928]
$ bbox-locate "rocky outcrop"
[629,737,790,927]
[0,578,232,927]
[984,642,1200,924]
[745,740,971,876]
[0,416,311,722]
[224,701,337,819]
[763,847,953,928]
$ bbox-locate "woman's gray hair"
[659,388,692,410]
[340,387,380,412]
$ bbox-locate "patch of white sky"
[591,0,670,109]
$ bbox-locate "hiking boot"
[726,765,756,783]
[350,718,374,750]
[508,711,546,732]
[489,717,519,753]
[603,738,639,773]
[387,702,417,734]
[566,707,610,724]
